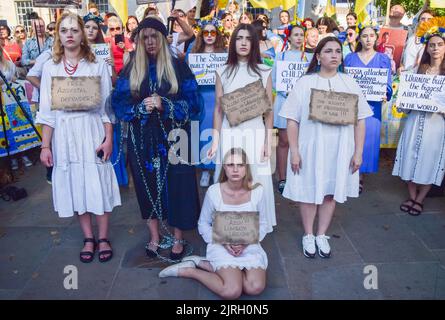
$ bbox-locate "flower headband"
[416,17,445,44]
[195,16,224,33]
[83,12,104,25]
[357,22,380,34]
[281,20,306,51]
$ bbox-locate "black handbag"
[1,186,28,201]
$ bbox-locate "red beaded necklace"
[63,57,79,76]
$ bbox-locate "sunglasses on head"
[109,27,121,32]
[203,30,217,37]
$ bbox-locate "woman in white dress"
[272,23,313,194]
[279,37,373,259]
[207,23,276,234]
[158,148,269,299]
[37,13,121,263]
[393,20,445,216]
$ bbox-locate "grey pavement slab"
[339,214,437,264]
[19,246,121,299]
[1,154,445,299]
[0,227,57,290]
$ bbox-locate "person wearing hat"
[111,17,203,261]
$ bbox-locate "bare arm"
[262,74,274,161]
[40,124,54,167]
[287,119,301,174]
[26,75,41,89]
[351,119,366,173]
[207,73,224,158]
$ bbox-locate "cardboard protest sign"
[51,76,101,111]
[345,67,388,102]
[91,43,112,75]
[396,73,445,113]
[309,89,358,125]
[188,53,228,85]
[377,28,408,73]
[276,61,309,92]
[212,211,259,245]
[221,79,271,127]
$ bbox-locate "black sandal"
[408,201,423,216]
[400,199,415,212]
[97,238,113,263]
[80,238,96,263]
[170,239,185,260]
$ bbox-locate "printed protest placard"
[377,28,408,73]
[396,73,445,113]
[91,43,112,75]
[221,80,271,126]
[212,211,259,245]
[345,67,388,101]
[309,89,358,125]
[51,76,101,111]
[276,61,309,92]
[188,53,228,85]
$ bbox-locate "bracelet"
[41,146,50,149]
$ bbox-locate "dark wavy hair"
[417,35,445,75]
[306,36,344,74]
[355,26,379,52]
[223,23,264,80]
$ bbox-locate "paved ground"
[0,151,444,300]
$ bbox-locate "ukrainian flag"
[109,0,128,22]
[325,0,336,18]
[354,0,372,25]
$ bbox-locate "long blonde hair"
[52,12,96,64]
[129,21,178,96]
[218,148,260,190]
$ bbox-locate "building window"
[15,0,33,32]
[94,0,109,14]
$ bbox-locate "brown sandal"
[400,199,415,212]
[408,201,423,216]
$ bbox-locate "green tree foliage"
[375,0,425,16]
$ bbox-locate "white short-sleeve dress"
[198,183,269,272]
[36,59,121,218]
[215,62,276,233]
[279,72,373,204]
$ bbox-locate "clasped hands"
[224,244,247,257]
[143,94,163,113]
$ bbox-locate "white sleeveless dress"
[215,62,276,234]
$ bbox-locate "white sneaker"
[182,255,207,267]
[200,170,211,187]
[22,156,32,167]
[159,261,195,278]
[316,235,331,258]
[302,234,316,258]
[11,159,19,170]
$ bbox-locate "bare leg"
[411,183,432,213]
[147,219,160,251]
[277,129,289,181]
[408,181,418,200]
[299,202,317,235]
[317,196,336,236]
[79,213,94,253]
[96,212,111,260]
[172,227,183,254]
[180,267,243,300]
[242,268,266,296]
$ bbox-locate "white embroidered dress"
[36,59,121,218]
